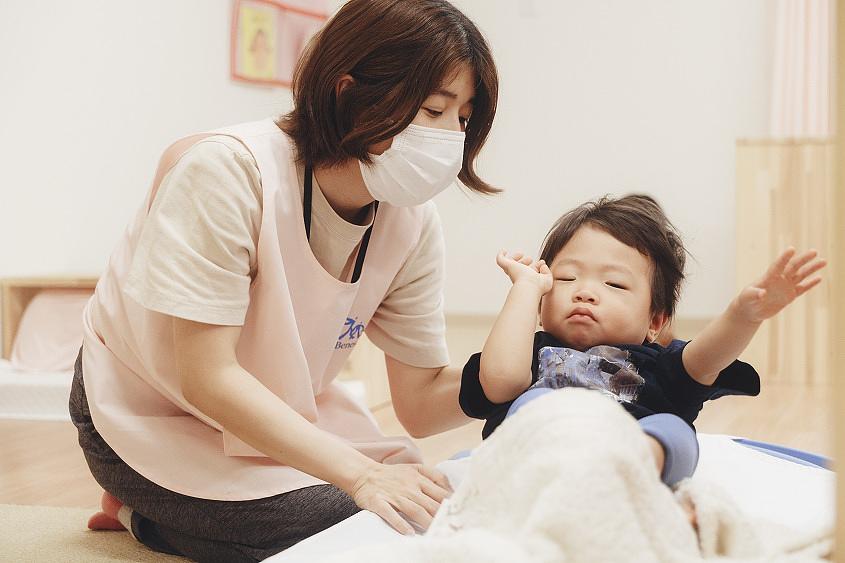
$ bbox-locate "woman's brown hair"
[277,0,499,194]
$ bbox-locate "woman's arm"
[174,318,450,535]
[682,248,825,385]
[385,359,469,438]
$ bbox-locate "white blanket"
[283,389,831,562]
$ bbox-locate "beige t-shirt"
[125,135,449,368]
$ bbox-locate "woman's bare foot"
[87,490,126,531]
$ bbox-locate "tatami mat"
[0,504,186,562]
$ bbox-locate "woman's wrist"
[334,452,380,496]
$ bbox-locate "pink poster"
[231,0,329,87]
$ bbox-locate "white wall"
[439,0,775,318]
[0,0,773,320]
[0,0,292,277]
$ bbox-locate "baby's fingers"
[765,247,796,278]
[793,257,826,283]
[497,250,526,264]
[796,276,823,296]
[496,250,518,269]
[497,250,527,264]
[784,249,819,278]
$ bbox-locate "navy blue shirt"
[460,331,761,439]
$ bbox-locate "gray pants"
[69,349,360,562]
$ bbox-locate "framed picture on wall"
[231,0,329,87]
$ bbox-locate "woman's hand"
[496,250,553,295]
[348,462,452,535]
[734,247,826,323]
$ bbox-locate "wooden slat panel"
[834,2,844,557]
[735,141,836,385]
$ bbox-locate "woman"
[69,0,499,560]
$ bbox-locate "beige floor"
[0,381,833,509]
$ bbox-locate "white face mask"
[359,124,466,207]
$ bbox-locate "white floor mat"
[0,359,73,421]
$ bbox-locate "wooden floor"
[0,382,833,508]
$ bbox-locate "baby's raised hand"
[736,248,826,323]
[496,250,553,294]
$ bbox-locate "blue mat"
[732,438,831,470]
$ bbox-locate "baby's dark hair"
[539,194,687,318]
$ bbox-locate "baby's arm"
[639,414,699,486]
[683,248,826,385]
[479,251,553,403]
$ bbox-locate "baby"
[460,194,826,487]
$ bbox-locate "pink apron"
[82,119,426,500]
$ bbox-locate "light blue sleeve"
[638,413,699,486]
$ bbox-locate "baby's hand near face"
[735,248,826,323]
[496,250,553,294]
